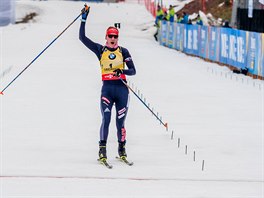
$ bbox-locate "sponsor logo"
[118,113,125,119]
[104,108,111,113]
[109,53,116,60]
[121,128,126,142]
[118,107,126,115]
[104,68,113,71]
[103,74,114,79]
[103,101,109,106]
[102,97,111,104]
[125,57,132,62]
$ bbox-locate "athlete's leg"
[115,85,129,143]
[98,87,114,160]
[100,88,114,143]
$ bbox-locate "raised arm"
[79,6,103,60]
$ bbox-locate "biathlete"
[79,6,136,162]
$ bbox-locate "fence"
[158,21,264,78]
[0,0,15,26]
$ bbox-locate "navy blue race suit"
[79,22,136,145]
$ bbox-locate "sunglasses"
[108,35,118,39]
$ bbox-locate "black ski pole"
[0,5,90,95]
[120,78,168,130]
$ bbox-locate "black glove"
[113,69,123,77]
[81,5,90,22]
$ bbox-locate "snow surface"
[0,0,263,197]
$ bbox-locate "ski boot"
[118,141,127,158]
[117,141,133,166]
[98,141,113,169]
[98,141,107,160]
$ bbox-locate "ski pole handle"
[81,4,90,13]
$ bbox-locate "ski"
[116,156,134,166]
[97,158,113,169]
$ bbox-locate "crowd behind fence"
[143,0,264,79]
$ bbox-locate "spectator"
[163,10,169,21]
[154,5,164,41]
[168,5,177,22]
[182,12,189,24]
[155,5,164,26]
[176,13,183,23]
[196,14,203,25]
[223,20,231,28]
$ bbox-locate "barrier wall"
[159,21,264,78]
[0,0,15,26]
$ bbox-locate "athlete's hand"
[81,4,90,22]
[113,69,123,77]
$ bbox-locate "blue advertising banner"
[173,23,177,49]
[160,20,167,46]
[247,32,257,74]
[199,25,208,59]
[175,23,184,51]
[227,28,237,67]
[183,25,188,53]
[159,20,264,77]
[255,33,262,77]
[261,34,264,77]
[208,26,219,62]
[165,22,169,47]
[225,29,247,69]
[168,22,174,48]
[0,0,15,26]
[219,27,230,65]
[234,30,247,69]
[192,25,199,56]
[247,32,262,75]
[183,25,199,55]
